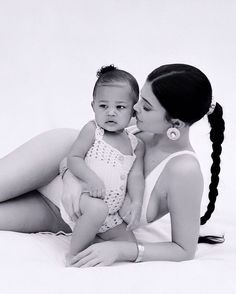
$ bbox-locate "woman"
[0,64,224,266]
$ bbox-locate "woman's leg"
[0,190,72,233]
[0,128,78,202]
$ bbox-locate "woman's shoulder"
[165,152,203,193]
[166,152,201,176]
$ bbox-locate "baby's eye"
[99,104,108,109]
[116,105,126,110]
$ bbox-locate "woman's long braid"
[200,103,225,225]
[147,64,226,244]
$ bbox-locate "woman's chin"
[136,119,143,128]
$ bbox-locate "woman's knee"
[0,128,79,202]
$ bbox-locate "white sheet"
[0,210,235,294]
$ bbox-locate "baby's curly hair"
[93,65,139,103]
[96,64,117,77]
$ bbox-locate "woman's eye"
[140,99,151,111]
[143,106,151,111]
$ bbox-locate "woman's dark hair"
[93,65,139,103]
[147,64,225,244]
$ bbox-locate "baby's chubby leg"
[69,193,109,257]
[97,194,136,243]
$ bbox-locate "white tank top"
[127,125,199,242]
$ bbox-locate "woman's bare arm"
[68,154,204,266]
[120,154,203,262]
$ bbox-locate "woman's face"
[134,82,170,134]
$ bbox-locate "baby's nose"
[108,107,116,115]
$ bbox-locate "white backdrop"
[0,0,235,220]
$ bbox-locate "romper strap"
[94,123,104,140]
[126,130,138,151]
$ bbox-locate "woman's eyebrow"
[140,96,152,107]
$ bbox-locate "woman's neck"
[150,127,193,154]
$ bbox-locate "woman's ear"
[171,118,185,129]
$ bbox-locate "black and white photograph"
[0,1,235,293]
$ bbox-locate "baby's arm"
[125,139,145,230]
[67,121,105,198]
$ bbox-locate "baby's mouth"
[106,120,116,124]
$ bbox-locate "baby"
[60,65,145,260]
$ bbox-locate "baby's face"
[92,82,134,133]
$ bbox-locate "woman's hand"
[119,196,142,231]
[125,202,142,231]
[61,169,84,221]
[66,242,119,267]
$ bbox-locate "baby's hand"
[88,177,106,199]
[125,202,142,231]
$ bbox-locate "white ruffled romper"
[61,124,138,233]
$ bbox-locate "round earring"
[167,127,180,140]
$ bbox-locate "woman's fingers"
[72,196,80,217]
[62,194,74,219]
[69,247,91,265]
[72,255,100,268]
[122,209,131,223]
[127,220,137,231]
[126,212,139,230]
[70,213,79,222]
[68,245,105,268]
[80,259,103,268]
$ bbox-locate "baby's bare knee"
[81,195,108,220]
[90,198,108,218]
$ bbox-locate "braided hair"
[147,64,225,244]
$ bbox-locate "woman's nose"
[133,101,140,113]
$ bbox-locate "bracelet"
[134,241,145,262]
